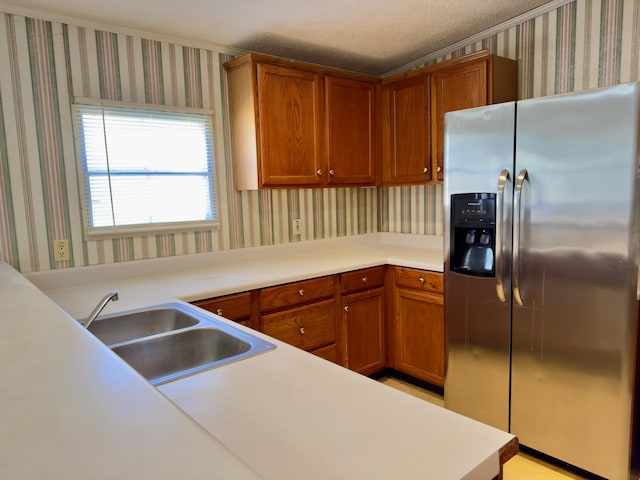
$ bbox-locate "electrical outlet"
[53,239,69,262]
[293,218,303,236]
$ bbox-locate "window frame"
[72,98,220,240]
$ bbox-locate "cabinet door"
[325,76,376,185]
[431,60,488,181]
[342,287,385,375]
[394,287,444,386]
[256,63,324,186]
[382,74,431,185]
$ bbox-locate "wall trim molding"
[382,0,576,77]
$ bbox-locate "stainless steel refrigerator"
[443,82,640,480]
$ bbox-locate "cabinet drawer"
[260,276,335,312]
[193,292,251,321]
[394,267,443,294]
[341,266,384,293]
[311,344,338,364]
[260,299,335,351]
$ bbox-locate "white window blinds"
[73,102,217,237]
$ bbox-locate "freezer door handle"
[495,169,511,303]
[513,168,529,306]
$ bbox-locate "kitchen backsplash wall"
[0,0,638,272]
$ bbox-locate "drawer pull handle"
[216,308,223,316]
[344,306,349,312]
[423,167,429,173]
[362,277,368,284]
[299,289,305,296]
[419,277,425,285]
[299,327,305,334]
[316,169,323,176]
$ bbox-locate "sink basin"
[88,306,198,345]
[112,327,254,385]
[87,302,276,385]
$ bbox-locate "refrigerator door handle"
[495,169,511,303]
[513,168,529,306]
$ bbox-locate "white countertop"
[28,233,444,318]
[0,262,262,480]
[6,233,516,479]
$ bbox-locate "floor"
[377,376,589,480]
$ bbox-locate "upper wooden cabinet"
[381,50,517,185]
[225,50,515,189]
[430,54,517,182]
[255,63,324,187]
[224,54,379,190]
[380,74,431,185]
[325,76,376,185]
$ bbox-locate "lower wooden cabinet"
[260,299,336,352]
[342,287,385,375]
[193,291,253,328]
[392,267,445,387]
[191,265,445,387]
[309,343,338,363]
[340,266,385,375]
[259,276,340,364]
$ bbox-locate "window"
[73,101,217,238]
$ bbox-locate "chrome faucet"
[82,291,119,329]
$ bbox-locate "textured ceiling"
[2,0,555,75]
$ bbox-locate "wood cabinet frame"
[380,49,517,186]
[224,53,380,190]
[193,265,444,386]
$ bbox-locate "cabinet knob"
[216,308,223,316]
[299,327,305,334]
[316,169,323,176]
[344,306,349,312]
[419,277,425,285]
[329,169,335,176]
[423,167,429,174]
[437,166,442,173]
[362,277,368,284]
[299,289,305,296]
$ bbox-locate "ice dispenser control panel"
[450,193,496,277]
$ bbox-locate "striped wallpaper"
[384,0,640,238]
[0,0,638,273]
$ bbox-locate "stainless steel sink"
[88,306,198,345]
[112,327,253,385]
[87,302,275,385]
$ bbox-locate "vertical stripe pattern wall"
[0,0,639,272]
[217,51,378,251]
[383,0,640,236]
[0,13,378,272]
